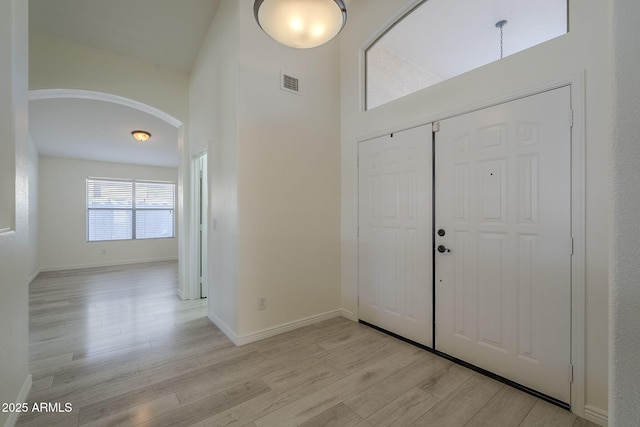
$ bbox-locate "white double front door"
[358,124,433,347]
[358,87,572,404]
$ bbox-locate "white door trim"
[188,152,208,300]
[353,73,586,416]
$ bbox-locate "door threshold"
[359,320,570,412]
[359,320,432,353]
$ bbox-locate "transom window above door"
[365,0,568,110]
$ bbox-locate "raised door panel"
[358,125,432,347]
[435,87,572,404]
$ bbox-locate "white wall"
[190,0,342,341]
[0,0,31,425]
[610,0,640,424]
[340,0,611,421]
[191,0,241,332]
[29,32,189,123]
[38,157,178,271]
[235,1,341,338]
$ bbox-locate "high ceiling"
[28,0,221,168]
[28,0,555,167]
[29,0,221,73]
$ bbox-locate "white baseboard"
[208,309,354,346]
[4,375,32,427]
[207,312,238,344]
[27,268,40,285]
[39,257,178,273]
[583,405,608,427]
[176,288,187,300]
[339,309,358,322]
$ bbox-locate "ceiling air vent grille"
[281,73,300,94]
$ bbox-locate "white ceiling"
[30,97,180,168]
[29,0,221,73]
[28,0,221,168]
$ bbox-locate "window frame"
[364,0,569,111]
[86,177,176,242]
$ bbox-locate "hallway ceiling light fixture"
[253,0,347,49]
[131,130,151,142]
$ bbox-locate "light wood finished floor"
[18,261,598,427]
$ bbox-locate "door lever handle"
[437,245,451,253]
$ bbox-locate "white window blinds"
[87,178,175,242]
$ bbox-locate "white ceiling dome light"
[254,0,347,49]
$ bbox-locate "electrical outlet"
[257,297,267,311]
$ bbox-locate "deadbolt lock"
[437,245,451,253]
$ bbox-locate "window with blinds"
[87,178,175,242]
